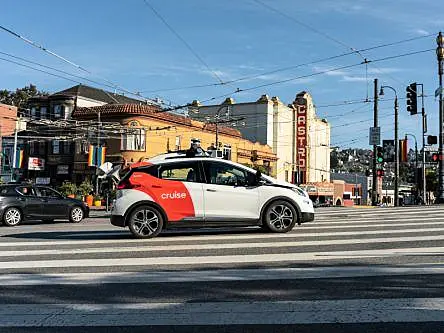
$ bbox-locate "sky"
[1,0,443,150]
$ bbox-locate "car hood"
[262,175,309,197]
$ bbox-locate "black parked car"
[0,184,89,226]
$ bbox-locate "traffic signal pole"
[372,79,379,206]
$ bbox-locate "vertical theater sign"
[296,103,307,183]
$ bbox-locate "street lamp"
[405,133,418,203]
[436,31,444,203]
[379,85,399,206]
[189,101,228,151]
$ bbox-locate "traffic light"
[406,82,418,115]
[376,146,384,163]
[432,153,440,162]
[376,169,384,177]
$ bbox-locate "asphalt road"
[0,205,444,332]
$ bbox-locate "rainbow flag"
[88,145,106,167]
[96,146,106,166]
[14,149,24,168]
[88,145,96,167]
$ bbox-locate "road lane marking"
[2,226,444,247]
[1,246,444,269]
[1,264,444,285]
[2,234,444,257]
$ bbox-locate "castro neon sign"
[297,105,307,171]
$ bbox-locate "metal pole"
[215,122,218,150]
[96,111,101,195]
[11,118,19,181]
[405,134,418,203]
[420,83,427,205]
[438,31,444,203]
[394,96,399,207]
[372,79,379,206]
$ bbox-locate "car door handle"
[206,189,217,192]
[152,185,162,188]
[40,198,49,202]
[17,197,26,201]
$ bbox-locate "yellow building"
[72,104,277,182]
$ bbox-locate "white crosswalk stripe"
[0,206,444,327]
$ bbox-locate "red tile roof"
[73,104,242,137]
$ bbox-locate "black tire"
[262,200,297,233]
[69,206,84,223]
[128,205,163,239]
[3,207,23,227]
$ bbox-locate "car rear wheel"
[128,206,163,239]
[69,206,84,223]
[262,200,297,233]
[3,207,23,227]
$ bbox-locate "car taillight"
[117,179,133,190]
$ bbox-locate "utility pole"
[95,111,101,195]
[417,83,427,205]
[394,95,399,207]
[372,79,379,206]
[436,32,444,203]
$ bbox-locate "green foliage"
[0,84,48,107]
[78,179,93,196]
[58,181,77,196]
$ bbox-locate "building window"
[40,107,47,119]
[52,140,60,154]
[175,136,181,151]
[54,105,62,119]
[223,144,232,160]
[60,141,71,155]
[121,128,146,151]
[30,107,37,118]
[285,170,289,182]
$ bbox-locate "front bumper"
[110,214,126,227]
[301,212,315,223]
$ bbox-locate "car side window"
[158,162,201,183]
[36,187,61,198]
[17,186,34,196]
[205,162,248,186]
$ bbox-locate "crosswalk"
[1,206,444,329]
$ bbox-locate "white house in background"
[190,91,331,184]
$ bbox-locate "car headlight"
[292,187,308,197]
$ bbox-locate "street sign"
[369,127,380,145]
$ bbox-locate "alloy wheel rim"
[5,209,21,225]
[268,204,293,229]
[132,209,159,236]
[72,208,83,222]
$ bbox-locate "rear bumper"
[110,215,126,227]
[301,212,314,223]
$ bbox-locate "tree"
[0,84,48,108]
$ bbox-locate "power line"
[141,0,224,85]
[139,34,433,94]
[0,50,118,91]
[0,24,160,105]
[195,48,434,105]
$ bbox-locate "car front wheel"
[262,200,297,233]
[3,207,23,227]
[69,206,84,223]
[128,206,163,239]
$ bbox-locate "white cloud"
[413,29,430,36]
[341,76,368,82]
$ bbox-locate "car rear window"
[0,186,18,196]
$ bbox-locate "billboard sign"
[28,157,45,171]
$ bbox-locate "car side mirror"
[255,170,262,183]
